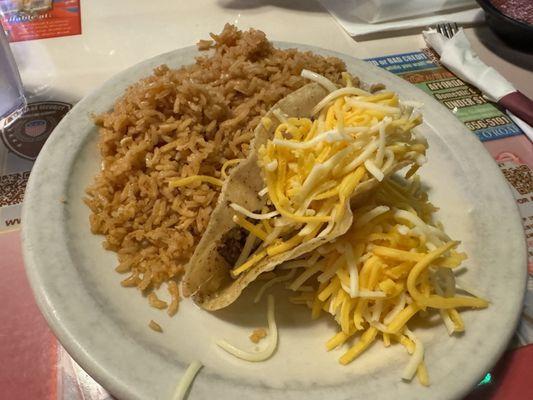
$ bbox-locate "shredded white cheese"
[234,232,257,268]
[340,139,379,175]
[301,69,338,93]
[396,224,410,235]
[289,262,324,291]
[371,299,384,321]
[258,187,269,197]
[298,146,354,203]
[402,328,424,381]
[394,209,449,244]
[440,309,456,335]
[355,206,390,228]
[272,130,351,149]
[230,203,279,220]
[172,361,203,400]
[364,159,385,182]
[280,259,311,270]
[383,292,406,325]
[346,99,401,115]
[254,270,296,303]
[272,108,288,124]
[265,160,278,171]
[317,255,345,282]
[312,86,372,115]
[382,149,395,171]
[345,245,359,298]
[375,118,389,166]
[369,320,393,334]
[216,295,278,362]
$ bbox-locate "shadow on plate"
[209,282,338,331]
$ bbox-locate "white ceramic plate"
[22,43,527,400]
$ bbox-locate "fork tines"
[435,22,459,39]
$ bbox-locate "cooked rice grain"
[167,281,180,316]
[84,24,346,303]
[149,320,163,333]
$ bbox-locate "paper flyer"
[0,0,81,42]
[0,101,72,231]
[366,50,523,142]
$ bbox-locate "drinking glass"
[0,25,26,128]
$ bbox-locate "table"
[10,1,532,100]
[1,1,532,399]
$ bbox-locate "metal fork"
[435,22,459,38]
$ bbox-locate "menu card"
[0,0,81,42]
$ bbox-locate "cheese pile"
[177,72,487,385]
[230,75,427,278]
[277,175,488,385]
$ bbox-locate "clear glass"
[0,25,26,127]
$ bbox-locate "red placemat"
[1,48,531,399]
[0,230,57,400]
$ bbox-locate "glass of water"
[0,25,26,128]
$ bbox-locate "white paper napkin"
[423,28,515,102]
[320,1,483,39]
[508,111,533,142]
[330,0,477,24]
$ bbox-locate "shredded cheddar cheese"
[278,174,487,385]
[228,75,426,277]
[195,72,485,387]
[221,158,244,179]
[169,175,224,188]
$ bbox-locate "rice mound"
[84,24,346,303]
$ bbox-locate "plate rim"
[21,42,528,400]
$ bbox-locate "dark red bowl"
[475,0,533,48]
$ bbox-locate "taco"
[183,75,427,310]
